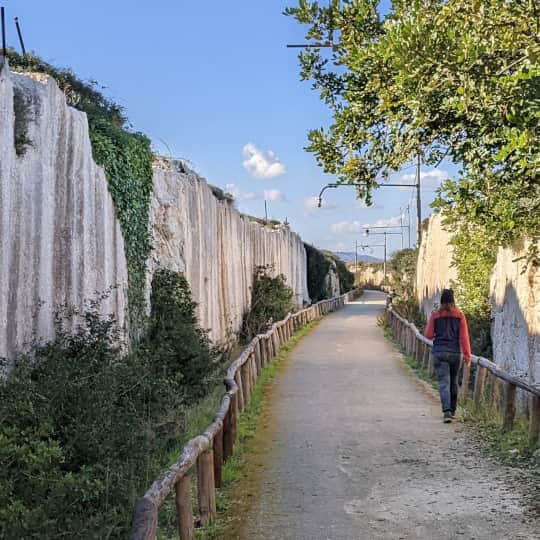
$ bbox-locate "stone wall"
[416,212,457,315]
[0,64,128,374]
[149,158,310,345]
[353,262,385,288]
[490,242,540,385]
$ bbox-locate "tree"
[285,0,540,257]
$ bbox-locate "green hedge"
[0,271,221,539]
[304,244,354,302]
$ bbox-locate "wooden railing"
[130,288,362,539]
[386,306,540,445]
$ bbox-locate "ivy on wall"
[8,51,154,334]
[89,120,153,333]
[304,244,354,302]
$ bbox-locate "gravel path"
[228,291,539,540]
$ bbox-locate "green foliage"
[286,1,540,256]
[241,266,293,342]
[304,245,353,301]
[8,49,155,334]
[305,243,332,302]
[389,248,425,327]
[90,121,153,334]
[0,272,221,539]
[7,50,126,126]
[12,87,32,156]
[322,251,355,294]
[447,222,497,357]
[209,184,235,203]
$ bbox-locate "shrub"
[389,248,426,328]
[241,266,293,342]
[0,271,222,539]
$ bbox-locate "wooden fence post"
[529,395,540,446]
[489,374,501,415]
[255,341,262,375]
[460,361,471,399]
[473,366,488,409]
[213,426,223,489]
[175,475,194,540]
[427,350,435,377]
[235,371,244,413]
[223,396,235,461]
[197,449,216,526]
[502,382,517,433]
[241,362,251,405]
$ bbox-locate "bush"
[389,248,426,328]
[0,271,222,539]
[321,251,354,294]
[241,266,293,342]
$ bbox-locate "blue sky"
[3,0,458,260]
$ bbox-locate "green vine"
[445,220,497,357]
[89,120,153,334]
[304,244,354,302]
[8,50,154,335]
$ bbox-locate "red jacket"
[424,307,472,362]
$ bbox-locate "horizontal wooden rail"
[130,288,362,539]
[385,306,540,447]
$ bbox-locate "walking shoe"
[443,411,452,423]
[450,410,456,418]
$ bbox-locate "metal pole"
[416,153,422,247]
[264,200,268,223]
[355,240,358,273]
[383,232,387,285]
[407,205,411,249]
[1,7,6,58]
[15,17,26,56]
[400,211,404,250]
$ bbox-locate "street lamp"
[316,180,421,246]
[361,229,402,284]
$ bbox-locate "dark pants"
[433,352,461,413]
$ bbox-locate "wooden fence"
[386,306,540,445]
[130,288,362,539]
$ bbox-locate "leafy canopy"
[285,1,540,252]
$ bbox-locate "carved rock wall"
[0,64,128,373]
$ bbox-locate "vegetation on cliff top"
[7,50,154,334]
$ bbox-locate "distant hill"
[334,251,382,263]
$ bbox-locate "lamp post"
[361,229,402,284]
[317,180,421,246]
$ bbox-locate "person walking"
[424,289,472,423]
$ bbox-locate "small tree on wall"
[241,265,293,342]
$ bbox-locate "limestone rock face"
[490,243,540,385]
[150,158,310,345]
[355,263,385,288]
[0,65,128,373]
[416,213,457,316]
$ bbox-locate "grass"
[380,318,438,391]
[196,320,320,539]
[153,320,320,539]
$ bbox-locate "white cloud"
[242,143,286,179]
[304,196,337,215]
[264,189,285,202]
[224,183,257,201]
[330,215,402,234]
[401,169,449,187]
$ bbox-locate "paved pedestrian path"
[229,291,539,540]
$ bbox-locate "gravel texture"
[228,291,539,540]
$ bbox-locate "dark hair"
[440,288,455,312]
